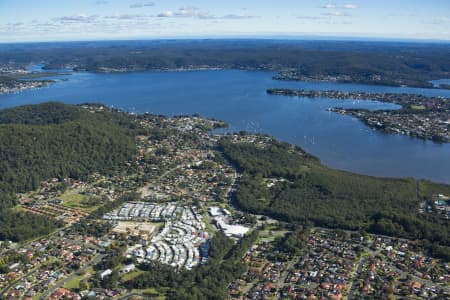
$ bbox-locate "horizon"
[1,35,450,46]
[1,0,450,43]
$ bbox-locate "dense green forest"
[0,102,83,125]
[219,136,450,257]
[418,180,450,200]
[1,40,449,88]
[0,103,137,241]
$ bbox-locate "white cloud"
[157,7,212,18]
[343,4,358,9]
[179,6,213,18]
[322,3,336,9]
[156,7,256,20]
[221,14,257,20]
[104,14,148,20]
[130,2,155,9]
[430,16,450,25]
[296,15,326,20]
[157,11,174,18]
[7,22,24,26]
[322,11,352,17]
[54,14,99,23]
[52,13,151,25]
[323,3,358,10]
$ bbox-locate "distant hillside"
[1,40,449,88]
[0,102,137,241]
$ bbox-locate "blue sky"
[1,0,449,42]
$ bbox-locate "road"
[38,253,105,300]
[416,179,421,199]
[347,257,366,300]
[140,164,184,198]
[277,260,295,290]
[0,268,40,298]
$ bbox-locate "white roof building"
[120,264,136,274]
[216,220,249,238]
[100,269,112,280]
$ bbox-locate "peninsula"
[267,88,450,143]
[0,76,54,94]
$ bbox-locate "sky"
[0,0,449,42]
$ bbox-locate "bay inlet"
[1,69,449,183]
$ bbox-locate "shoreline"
[273,71,450,90]
[268,88,450,143]
[1,73,449,183]
[0,80,54,95]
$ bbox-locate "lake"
[1,69,450,183]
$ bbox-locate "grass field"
[12,205,25,213]
[32,292,42,300]
[258,230,288,242]
[59,190,101,212]
[121,270,144,282]
[64,266,94,289]
[63,266,94,290]
[60,192,85,206]
[201,209,217,235]
[63,276,82,289]
[140,288,165,299]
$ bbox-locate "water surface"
[431,78,450,88]
[1,70,449,183]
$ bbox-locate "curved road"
[39,253,105,300]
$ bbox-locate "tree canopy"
[219,136,450,253]
[0,103,137,241]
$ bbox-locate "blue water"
[1,70,450,183]
[431,79,450,88]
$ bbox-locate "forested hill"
[219,136,450,259]
[1,40,449,88]
[0,102,137,241]
[0,102,83,125]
